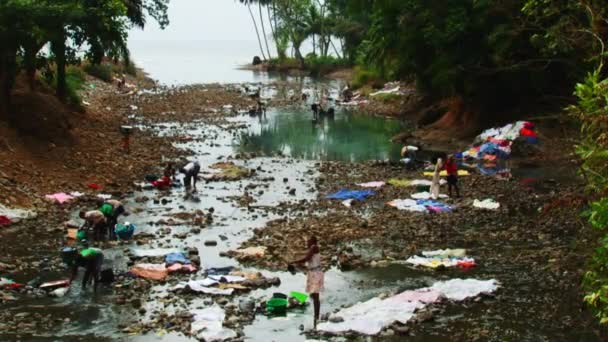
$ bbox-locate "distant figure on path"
[291,236,324,330]
[445,154,461,198]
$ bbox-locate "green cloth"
[100,203,113,217]
[80,248,102,258]
[76,230,87,240]
[388,178,412,187]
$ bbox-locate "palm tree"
[240,0,268,61]
[258,2,273,59]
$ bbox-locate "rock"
[329,315,344,323]
[252,56,262,65]
[204,240,218,246]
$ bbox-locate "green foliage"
[351,67,383,89]
[571,71,608,324]
[84,63,113,82]
[304,55,348,75]
[49,65,86,110]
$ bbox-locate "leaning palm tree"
[240,0,268,61]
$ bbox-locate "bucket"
[290,291,308,304]
[266,298,288,315]
[76,230,87,241]
[60,247,77,265]
[115,223,135,240]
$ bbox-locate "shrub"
[351,67,384,89]
[83,62,113,82]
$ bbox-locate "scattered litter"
[69,192,84,197]
[318,278,499,335]
[96,194,112,200]
[208,275,246,283]
[388,179,447,187]
[406,255,475,269]
[40,279,70,290]
[190,306,237,341]
[326,189,375,201]
[129,264,168,281]
[357,181,385,188]
[370,86,401,97]
[45,193,75,204]
[50,287,69,297]
[473,199,500,210]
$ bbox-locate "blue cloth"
[206,266,235,276]
[326,189,375,201]
[479,142,498,155]
[165,252,191,266]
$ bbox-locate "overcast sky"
[129,0,263,42]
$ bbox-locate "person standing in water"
[430,156,443,199]
[69,244,104,292]
[179,160,201,193]
[444,154,461,197]
[291,236,324,329]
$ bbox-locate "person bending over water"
[291,236,324,329]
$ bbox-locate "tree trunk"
[294,43,304,66]
[52,31,67,102]
[330,39,342,59]
[258,2,272,59]
[248,4,267,61]
[24,40,43,91]
[0,46,18,116]
[312,34,316,56]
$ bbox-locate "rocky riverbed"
[0,74,604,341]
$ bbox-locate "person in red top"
[444,154,460,198]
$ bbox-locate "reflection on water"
[238,108,404,162]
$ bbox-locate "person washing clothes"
[290,236,324,330]
[445,154,461,198]
[99,199,125,240]
[400,145,419,169]
[164,162,176,180]
[179,160,201,193]
[79,209,107,241]
[69,243,104,292]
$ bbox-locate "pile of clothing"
[456,121,538,161]
[406,249,476,269]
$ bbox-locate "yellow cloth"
[423,170,470,177]
[387,179,412,187]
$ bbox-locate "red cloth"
[87,183,102,190]
[0,216,11,226]
[444,160,458,175]
[152,176,171,188]
[520,128,537,137]
[523,121,534,129]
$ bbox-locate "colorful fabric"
[152,176,171,188]
[0,216,11,226]
[165,252,191,266]
[130,263,168,281]
[423,170,470,177]
[45,193,75,204]
[388,179,412,187]
[326,189,375,201]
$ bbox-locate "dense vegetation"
[0,0,169,113]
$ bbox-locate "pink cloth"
[167,263,197,273]
[45,193,75,204]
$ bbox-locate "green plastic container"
[266,298,288,314]
[76,230,87,241]
[290,291,308,304]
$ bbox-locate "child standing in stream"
[291,236,324,330]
